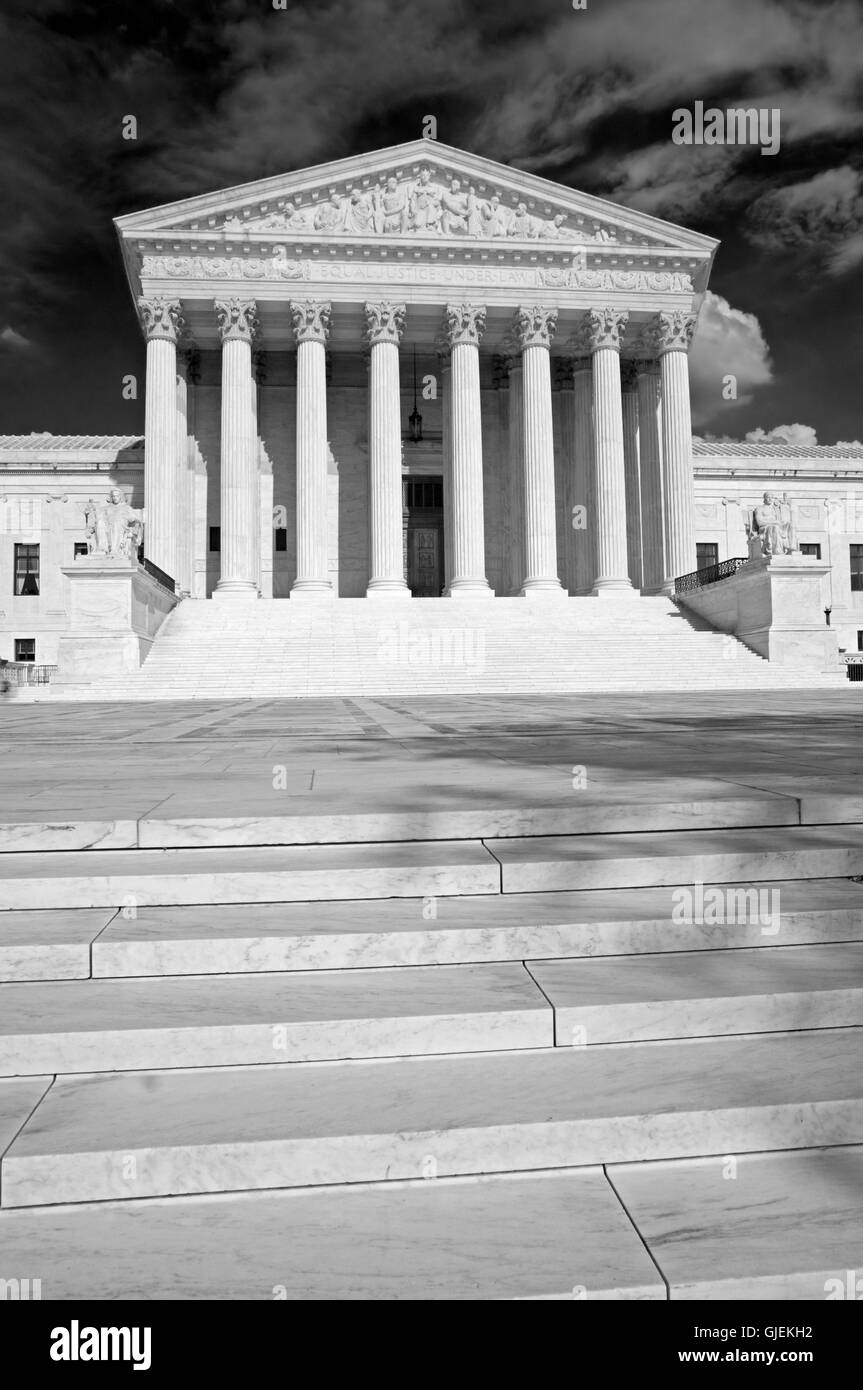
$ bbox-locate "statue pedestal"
[677,554,838,668]
[55,558,178,689]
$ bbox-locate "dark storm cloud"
[0,0,861,438]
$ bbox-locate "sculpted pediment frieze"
[215,167,626,245]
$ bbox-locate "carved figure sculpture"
[82,491,143,560]
[778,493,798,553]
[750,493,783,556]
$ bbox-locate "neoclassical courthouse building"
[2,141,862,682]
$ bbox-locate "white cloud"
[836,439,863,450]
[688,292,773,427]
[745,423,819,448]
[0,326,34,353]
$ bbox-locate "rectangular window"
[800,543,822,559]
[858,631,863,653]
[209,526,221,553]
[851,544,863,592]
[405,478,443,510]
[274,527,287,552]
[14,638,35,663]
[73,542,88,558]
[14,543,40,596]
[696,542,719,571]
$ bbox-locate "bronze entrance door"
[404,476,445,597]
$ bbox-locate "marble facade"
[120,141,715,605]
[2,141,863,665]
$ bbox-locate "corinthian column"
[570,357,595,594]
[214,298,259,598]
[364,303,409,598]
[574,307,631,591]
[514,306,564,597]
[620,360,643,590]
[442,304,492,597]
[438,347,454,590]
[140,298,183,582]
[646,311,698,591]
[636,360,665,594]
[290,301,333,599]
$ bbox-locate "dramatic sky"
[1,0,862,444]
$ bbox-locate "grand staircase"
[62,595,847,699]
[2,791,863,1299]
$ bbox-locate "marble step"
[0,910,115,982]
[0,838,500,910]
[3,1028,860,1206]
[0,777,802,854]
[5,826,863,913]
[528,942,863,1044]
[0,962,551,1076]
[607,1146,863,1300]
[89,879,863,979]
[0,1167,665,1299]
[486,824,863,892]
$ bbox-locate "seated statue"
[747,492,783,556]
[82,490,143,560]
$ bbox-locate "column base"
[591,578,634,595]
[291,580,334,601]
[519,579,568,600]
[445,580,494,599]
[213,582,259,601]
[366,579,411,599]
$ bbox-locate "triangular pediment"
[115,140,717,258]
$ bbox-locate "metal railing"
[0,663,58,686]
[137,549,176,594]
[843,655,863,683]
[674,557,750,596]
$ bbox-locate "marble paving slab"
[609,1146,863,1299]
[0,962,550,1077]
[488,825,863,893]
[90,879,863,977]
[529,942,863,1044]
[0,909,115,982]
[0,1168,664,1299]
[0,1076,52,1157]
[5,1029,861,1205]
[0,840,500,910]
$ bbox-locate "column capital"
[513,305,558,350]
[139,298,183,344]
[645,310,697,355]
[363,302,406,346]
[289,300,331,346]
[620,359,640,392]
[572,307,629,355]
[215,298,259,344]
[443,302,486,347]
